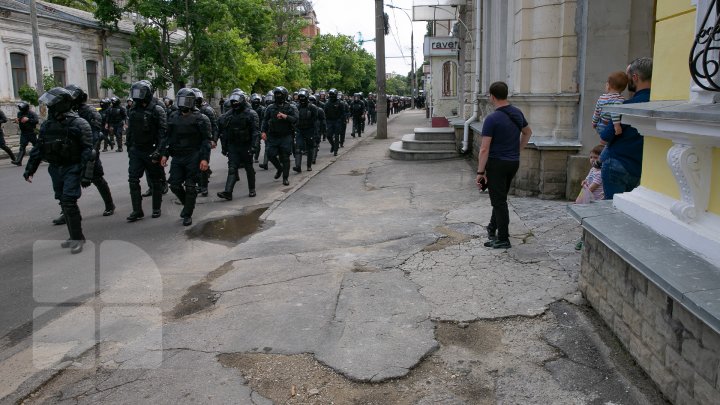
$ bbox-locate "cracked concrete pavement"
[2,110,666,404]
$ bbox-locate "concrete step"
[414,127,455,141]
[401,134,457,151]
[389,141,460,161]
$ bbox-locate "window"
[10,52,28,98]
[86,60,98,98]
[442,61,457,97]
[52,56,66,87]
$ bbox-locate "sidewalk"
[5,110,666,404]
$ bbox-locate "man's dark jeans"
[486,158,520,241]
[601,157,640,200]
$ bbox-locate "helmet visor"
[229,93,245,104]
[176,95,195,109]
[39,92,63,107]
[131,87,149,100]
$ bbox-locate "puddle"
[171,261,235,319]
[187,207,268,244]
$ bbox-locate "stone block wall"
[580,232,720,404]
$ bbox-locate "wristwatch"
[477,171,485,175]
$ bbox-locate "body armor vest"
[324,101,343,120]
[128,106,157,147]
[108,107,124,124]
[298,105,314,129]
[224,111,251,144]
[18,112,36,134]
[40,117,80,165]
[170,113,203,153]
[268,104,294,136]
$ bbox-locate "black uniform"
[323,98,344,156]
[106,104,127,151]
[350,99,365,137]
[98,103,114,151]
[77,104,115,216]
[312,102,326,163]
[25,111,94,253]
[294,101,318,171]
[125,98,168,221]
[261,102,299,185]
[251,102,266,163]
[163,110,211,224]
[197,103,217,196]
[217,106,259,199]
[0,110,16,161]
[15,108,39,166]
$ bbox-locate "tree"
[386,75,409,96]
[309,34,376,94]
[44,0,95,12]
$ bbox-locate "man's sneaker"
[259,164,268,170]
[52,213,66,226]
[182,217,192,226]
[70,240,85,254]
[292,166,301,173]
[217,191,232,201]
[151,209,162,218]
[486,227,497,241]
[248,189,256,197]
[142,189,153,197]
[282,178,290,186]
[103,206,115,216]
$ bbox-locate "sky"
[311,0,427,76]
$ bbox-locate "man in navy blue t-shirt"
[476,81,533,249]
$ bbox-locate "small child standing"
[575,145,605,250]
[592,71,628,137]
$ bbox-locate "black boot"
[13,147,25,166]
[151,181,163,218]
[94,177,115,216]
[181,185,197,226]
[52,204,66,225]
[1,145,16,162]
[127,182,144,222]
[293,151,302,173]
[142,188,153,197]
[217,173,237,201]
[62,201,85,254]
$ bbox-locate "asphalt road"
[0,136,352,346]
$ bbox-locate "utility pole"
[29,0,44,95]
[386,4,416,108]
[375,0,387,139]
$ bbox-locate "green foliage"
[18,85,39,106]
[43,71,59,91]
[100,75,130,98]
[386,75,410,96]
[309,34,376,94]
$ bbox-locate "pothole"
[422,226,475,252]
[171,261,235,319]
[186,206,268,244]
[346,169,366,176]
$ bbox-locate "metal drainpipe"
[462,0,482,153]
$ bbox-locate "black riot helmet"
[308,95,317,105]
[328,88,338,100]
[64,84,88,107]
[250,93,262,107]
[273,86,288,105]
[228,92,246,110]
[39,87,74,119]
[176,88,196,112]
[265,91,274,106]
[297,89,309,106]
[17,102,30,113]
[130,80,154,104]
[231,88,242,95]
[110,96,120,107]
[191,88,204,107]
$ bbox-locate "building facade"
[0,0,134,145]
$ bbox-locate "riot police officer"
[350,93,366,138]
[309,95,325,164]
[52,84,115,223]
[339,92,350,148]
[192,88,217,197]
[294,89,318,172]
[24,87,95,254]
[160,88,211,226]
[323,89,344,156]
[0,109,17,162]
[13,102,39,166]
[163,97,178,119]
[250,93,266,163]
[367,93,377,125]
[261,86,298,186]
[125,80,168,222]
[217,92,259,200]
[105,96,127,152]
[98,98,114,151]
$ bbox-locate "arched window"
[52,56,66,87]
[442,61,457,97]
[86,60,98,98]
[10,52,28,98]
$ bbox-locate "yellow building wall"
[641,3,720,216]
